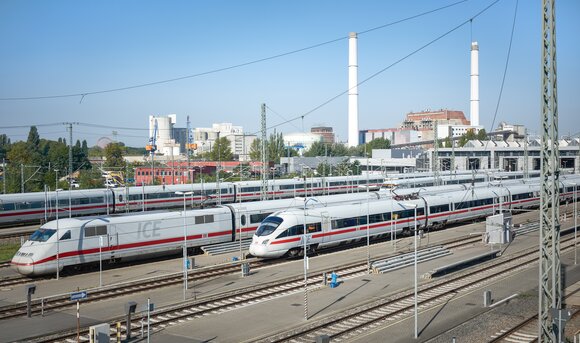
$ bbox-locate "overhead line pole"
[538,0,561,341]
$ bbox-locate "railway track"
[489,287,580,342]
[0,220,532,323]
[0,275,40,289]
[0,231,481,342]
[252,237,578,343]
[16,227,549,343]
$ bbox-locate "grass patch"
[0,243,20,262]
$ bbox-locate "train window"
[429,204,450,214]
[275,230,288,239]
[195,216,203,224]
[287,224,304,236]
[118,195,123,202]
[0,202,15,211]
[358,216,367,225]
[332,217,358,230]
[256,216,283,236]
[306,222,321,233]
[129,194,142,201]
[241,215,246,226]
[85,225,107,237]
[90,197,104,204]
[79,198,90,205]
[29,228,56,242]
[60,230,71,240]
[369,213,384,224]
[250,213,272,224]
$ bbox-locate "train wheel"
[287,248,301,258]
[307,244,319,256]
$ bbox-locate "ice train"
[249,175,580,258]
[0,174,385,226]
[9,176,530,276]
[11,175,568,276]
[0,171,538,226]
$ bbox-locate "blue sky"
[1,0,579,147]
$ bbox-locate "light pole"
[99,235,104,287]
[297,196,319,321]
[104,190,110,215]
[574,183,577,265]
[55,188,62,280]
[176,191,193,300]
[402,202,419,339]
[358,185,371,274]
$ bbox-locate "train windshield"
[255,217,283,237]
[29,229,56,242]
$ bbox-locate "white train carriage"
[249,179,579,259]
[10,187,389,276]
[0,175,385,226]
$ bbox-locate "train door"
[320,212,330,243]
[236,207,247,241]
[108,225,118,260]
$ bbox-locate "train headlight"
[262,239,269,245]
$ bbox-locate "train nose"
[11,255,35,276]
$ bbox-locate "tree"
[458,129,479,147]
[304,141,327,157]
[209,137,233,161]
[27,126,40,150]
[104,143,126,169]
[0,134,10,160]
[79,168,103,189]
[249,138,261,161]
[477,128,487,141]
[267,132,286,164]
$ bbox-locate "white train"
[11,189,395,276]
[0,174,385,226]
[9,177,530,276]
[249,175,580,258]
[0,171,539,227]
[381,170,541,190]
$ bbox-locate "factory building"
[423,139,580,173]
[148,115,181,157]
[192,123,256,162]
[310,126,335,144]
[284,132,323,155]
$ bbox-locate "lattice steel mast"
[539,0,561,340]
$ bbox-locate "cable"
[484,0,518,151]
[0,0,469,102]
[258,0,501,135]
[265,105,302,132]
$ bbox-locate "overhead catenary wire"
[0,0,469,102]
[483,0,518,150]
[257,0,502,136]
[0,0,500,144]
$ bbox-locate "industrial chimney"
[470,41,479,127]
[348,32,359,148]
